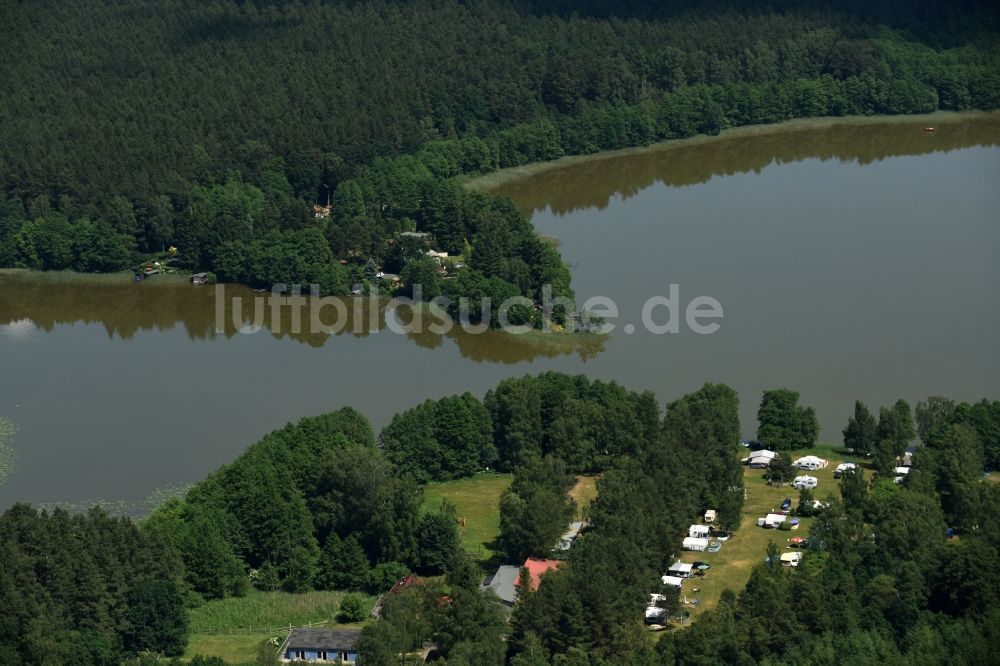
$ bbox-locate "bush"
[191,657,226,666]
[366,562,410,594]
[338,595,366,623]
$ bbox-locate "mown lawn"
[674,446,868,618]
[423,473,512,563]
[184,589,374,663]
[184,633,270,665]
[570,475,600,519]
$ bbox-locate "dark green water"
[2,114,998,509]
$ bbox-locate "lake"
[2,113,999,510]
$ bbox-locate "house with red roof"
[515,557,563,591]
[388,574,420,596]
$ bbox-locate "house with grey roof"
[278,627,360,663]
[481,565,520,606]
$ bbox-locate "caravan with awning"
[682,536,709,551]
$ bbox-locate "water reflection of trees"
[0,280,605,364]
[495,115,1000,216]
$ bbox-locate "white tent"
[682,536,709,551]
[749,450,777,460]
[748,456,773,468]
[780,552,802,567]
[661,575,684,587]
[668,562,693,577]
[688,524,711,538]
[762,513,787,528]
[793,455,828,470]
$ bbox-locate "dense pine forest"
[2,374,998,664]
[1,0,999,312]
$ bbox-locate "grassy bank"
[466,111,998,192]
[506,327,607,354]
[405,301,609,361]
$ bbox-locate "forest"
[2,372,998,664]
[1,0,999,318]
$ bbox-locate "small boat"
[923,127,936,132]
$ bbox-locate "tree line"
[381,372,663,481]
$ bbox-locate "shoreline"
[465,110,1000,192]
[0,268,190,285]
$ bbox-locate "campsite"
[664,445,863,620]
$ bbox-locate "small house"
[667,562,693,578]
[661,575,684,588]
[278,628,360,664]
[682,536,709,551]
[515,558,562,591]
[703,509,717,523]
[688,524,711,539]
[793,455,828,470]
[481,565,519,606]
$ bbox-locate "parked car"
[780,498,792,511]
[707,541,722,553]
